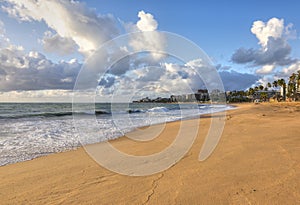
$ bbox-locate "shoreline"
[0,103,234,167]
[1,102,300,204]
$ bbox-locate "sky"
[0,0,299,102]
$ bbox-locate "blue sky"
[80,0,300,65]
[0,0,299,101]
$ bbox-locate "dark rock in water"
[127,109,142,114]
[95,110,110,115]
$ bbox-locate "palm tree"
[258,85,264,90]
[267,82,272,89]
[271,80,280,101]
[272,80,278,89]
[248,87,255,96]
[288,73,297,100]
[277,79,286,101]
[260,92,268,102]
[287,82,293,99]
[297,70,300,97]
[259,85,264,91]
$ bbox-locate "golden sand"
[0,103,299,204]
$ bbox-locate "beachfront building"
[170,89,209,102]
[170,94,192,102]
[195,89,209,102]
[209,89,226,102]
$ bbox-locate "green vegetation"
[227,70,300,103]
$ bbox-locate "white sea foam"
[147,106,169,112]
[0,103,235,166]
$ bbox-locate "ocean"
[0,103,233,166]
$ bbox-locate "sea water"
[0,103,233,166]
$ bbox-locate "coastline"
[0,103,233,167]
[1,102,300,204]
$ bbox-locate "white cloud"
[0,2,169,96]
[2,0,119,55]
[97,58,232,98]
[251,18,296,50]
[281,61,300,77]
[0,20,13,48]
[41,31,78,55]
[136,10,158,31]
[231,17,300,86]
[127,11,165,61]
[96,61,201,98]
[0,89,73,102]
[96,56,260,96]
[256,64,276,74]
[232,17,297,76]
[253,61,300,87]
[251,18,285,49]
[0,42,81,91]
[185,58,207,68]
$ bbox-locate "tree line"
[227,70,300,102]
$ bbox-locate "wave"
[0,112,74,119]
[0,110,111,119]
[199,105,208,109]
[147,107,169,112]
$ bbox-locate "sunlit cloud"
[232,17,297,68]
[2,0,119,55]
